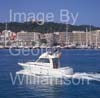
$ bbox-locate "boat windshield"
[36,58,50,63]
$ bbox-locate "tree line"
[0,22,99,33]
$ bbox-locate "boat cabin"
[36,52,61,69]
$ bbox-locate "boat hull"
[18,63,73,77]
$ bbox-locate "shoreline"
[0,47,100,50]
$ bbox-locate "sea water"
[0,49,100,98]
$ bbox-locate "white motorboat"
[17,50,74,77]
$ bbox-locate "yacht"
[17,50,73,77]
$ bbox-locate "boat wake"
[64,72,100,81]
[16,70,100,82]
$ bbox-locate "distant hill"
[0,22,100,33]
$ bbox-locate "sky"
[0,0,100,26]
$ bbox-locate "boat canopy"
[36,52,60,69]
[39,52,61,59]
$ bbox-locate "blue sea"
[0,49,100,98]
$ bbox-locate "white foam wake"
[64,72,100,81]
[16,70,100,81]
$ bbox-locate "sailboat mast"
[96,31,98,48]
[86,28,88,47]
[89,25,92,46]
[66,24,69,45]
[4,23,8,47]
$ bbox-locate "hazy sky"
[0,0,100,26]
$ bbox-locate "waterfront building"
[59,32,66,46]
[16,31,40,47]
[0,30,13,46]
[65,30,100,48]
[0,29,100,48]
[44,33,54,46]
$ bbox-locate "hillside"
[0,22,100,33]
